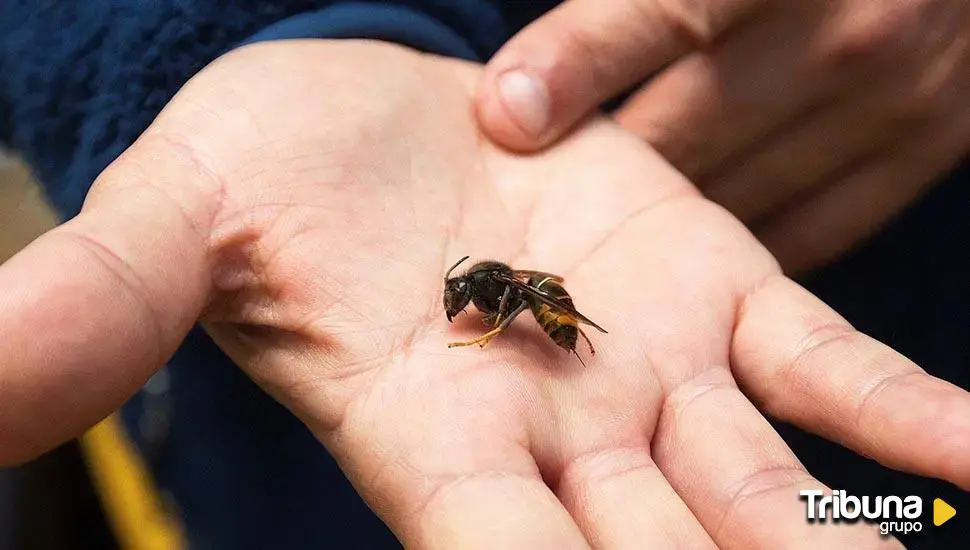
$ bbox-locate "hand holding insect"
[1,40,968,549]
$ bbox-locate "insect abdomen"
[528,277,579,352]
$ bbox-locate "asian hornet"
[442,256,607,366]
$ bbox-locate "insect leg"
[492,285,512,328]
[448,302,528,349]
[578,328,595,355]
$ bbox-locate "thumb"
[476,0,762,151]
[0,139,216,465]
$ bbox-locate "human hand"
[2,40,968,548]
[475,0,970,272]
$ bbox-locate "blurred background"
[0,152,120,549]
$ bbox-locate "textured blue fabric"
[0,1,507,220]
[2,1,969,549]
[241,3,480,59]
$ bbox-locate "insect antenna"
[445,255,470,281]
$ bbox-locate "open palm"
[2,40,967,549]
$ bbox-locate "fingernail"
[497,70,550,136]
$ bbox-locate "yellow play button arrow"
[934,498,956,526]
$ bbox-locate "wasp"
[442,256,607,366]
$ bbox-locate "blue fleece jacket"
[2,2,968,549]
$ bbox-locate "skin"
[475,0,970,273]
[1,40,968,548]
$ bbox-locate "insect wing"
[496,275,608,333]
[511,269,565,283]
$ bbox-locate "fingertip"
[475,4,622,153]
[494,69,552,138]
[475,64,558,152]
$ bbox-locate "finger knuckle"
[124,131,227,237]
[557,446,656,499]
[903,45,968,120]
[821,5,918,68]
[715,466,814,539]
[661,366,736,425]
[855,371,923,430]
[59,227,167,363]
[784,322,858,385]
[646,0,717,45]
